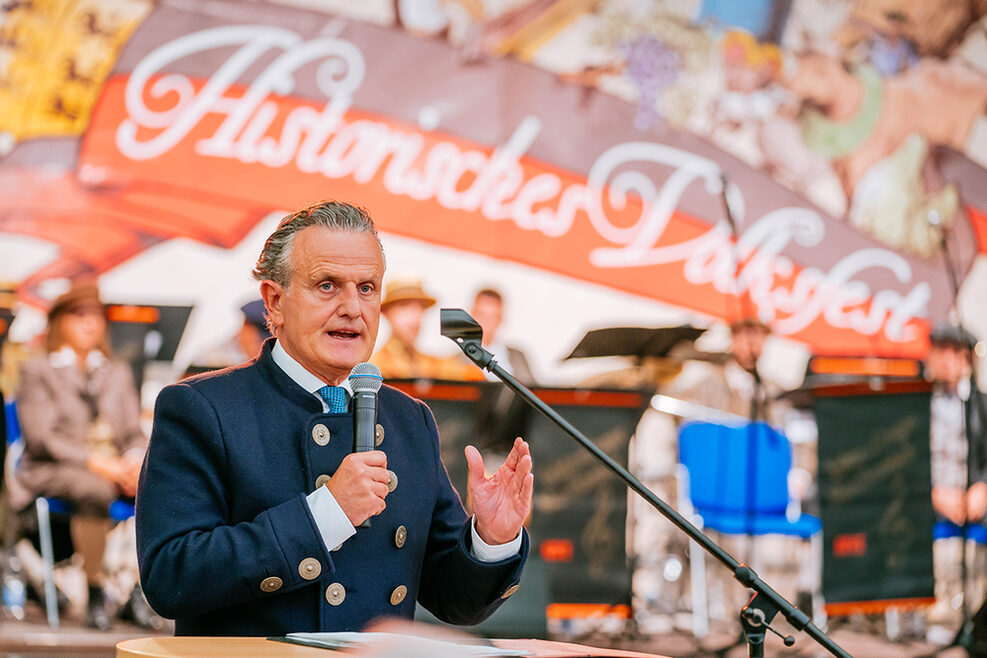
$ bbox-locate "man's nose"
[337,285,361,316]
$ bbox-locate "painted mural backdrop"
[2,0,987,358]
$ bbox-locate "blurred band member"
[372,277,480,380]
[470,288,536,385]
[192,299,272,370]
[927,324,987,526]
[925,324,987,634]
[15,283,148,630]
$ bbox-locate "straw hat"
[381,277,436,311]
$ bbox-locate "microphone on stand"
[348,362,382,529]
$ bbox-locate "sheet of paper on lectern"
[283,632,532,656]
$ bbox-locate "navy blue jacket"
[136,341,527,635]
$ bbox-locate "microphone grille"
[348,362,383,393]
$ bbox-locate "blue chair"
[676,421,821,636]
[34,497,135,629]
[678,421,821,538]
[6,399,135,629]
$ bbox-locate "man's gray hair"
[252,200,384,288]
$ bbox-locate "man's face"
[926,344,969,387]
[383,299,426,347]
[471,294,502,346]
[262,227,383,384]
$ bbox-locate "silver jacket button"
[260,576,282,593]
[312,424,331,446]
[325,582,346,606]
[298,557,322,581]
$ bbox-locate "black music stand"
[564,325,706,362]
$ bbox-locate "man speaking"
[136,201,533,635]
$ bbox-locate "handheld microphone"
[348,362,382,529]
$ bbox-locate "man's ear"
[259,280,285,334]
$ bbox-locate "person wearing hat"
[238,299,272,358]
[371,276,481,380]
[927,323,987,525]
[667,315,782,422]
[190,299,273,371]
[14,282,150,630]
[925,323,987,634]
[661,315,802,629]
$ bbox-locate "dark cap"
[47,284,104,322]
[240,299,271,338]
[929,323,978,350]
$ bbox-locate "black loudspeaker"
[392,381,648,636]
[106,304,193,390]
[814,382,936,615]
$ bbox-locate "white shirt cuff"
[306,485,357,552]
[470,517,522,562]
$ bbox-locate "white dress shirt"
[272,341,521,561]
[930,378,972,490]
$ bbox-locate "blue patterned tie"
[318,386,348,413]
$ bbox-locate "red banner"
[5,1,984,358]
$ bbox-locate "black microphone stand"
[441,309,851,658]
[719,175,771,658]
[928,210,987,654]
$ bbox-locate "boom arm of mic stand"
[454,336,850,658]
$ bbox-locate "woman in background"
[15,283,148,630]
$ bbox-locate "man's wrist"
[470,517,521,563]
[474,518,518,546]
[306,486,357,552]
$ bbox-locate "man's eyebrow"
[310,269,381,285]
[308,271,339,286]
[308,265,339,279]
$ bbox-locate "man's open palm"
[466,437,533,545]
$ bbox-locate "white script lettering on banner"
[115,25,929,344]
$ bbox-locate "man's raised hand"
[466,437,533,545]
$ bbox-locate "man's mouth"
[327,330,360,340]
